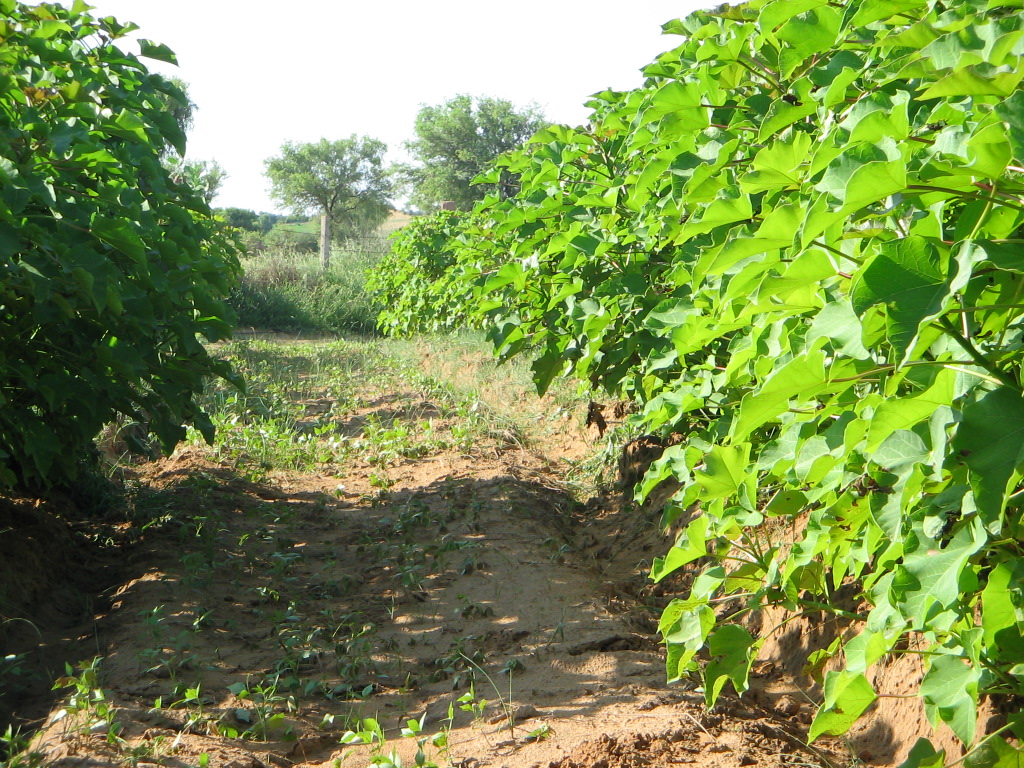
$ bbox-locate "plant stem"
[937,316,1018,389]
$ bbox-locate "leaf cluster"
[369,211,491,336]
[0,1,241,489]
[372,0,1024,754]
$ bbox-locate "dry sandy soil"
[0,341,950,768]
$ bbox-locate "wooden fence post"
[320,213,331,270]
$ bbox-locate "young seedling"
[51,658,120,741]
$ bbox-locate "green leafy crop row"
[0,2,241,489]
[370,210,486,337]
[373,0,1024,758]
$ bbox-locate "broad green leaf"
[851,236,983,364]
[798,191,848,245]
[679,187,752,238]
[921,653,980,745]
[704,624,758,707]
[139,39,178,65]
[112,109,150,143]
[741,132,812,193]
[723,559,764,594]
[871,429,929,475]
[964,735,1024,768]
[660,601,715,682]
[71,267,97,310]
[651,516,709,582]
[694,443,753,505]
[90,217,147,262]
[803,637,842,684]
[994,90,1024,161]
[690,566,728,603]
[529,349,563,396]
[960,239,1024,273]
[482,261,525,294]
[753,248,832,309]
[843,630,895,675]
[817,140,907,212]
[755,203,805,246]
[839,91,911,144]
[809,671,877,741]
[776,6,842,74]
[866,368,955,451]
[732,350,827,440]
[965,120,1012,178]
[981,558,1024,661]
[645,298,695,330]
[694,231,787,277]
[642,80,710,131]
[845,0,928,30]
[821,66,861,109]
[893,517,986,628]
[757,79,816,141]
[806,299,871,359]
[758,0,821,32]
[34,19,72,38]
[921,65,1024,100]
[895,739,946,768]
[953,387,1024,526]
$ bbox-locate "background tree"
[0,2,241,490]
[402,95,547,211]
[218,207,261,231]
[264,136,391,269]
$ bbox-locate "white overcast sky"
[72,2,711,213]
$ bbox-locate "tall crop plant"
[372,0,1024,757]
[0,2,240,489]
[371,210,487,336]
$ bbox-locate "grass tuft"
[228,239,389,335]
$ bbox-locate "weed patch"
[230,241,387,335]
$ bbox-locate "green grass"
[228,240,388,335]
[384,332,614,490]
[188,338,537,481]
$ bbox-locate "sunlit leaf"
[809,671,877,741]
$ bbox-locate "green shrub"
[263,224,318,253]
[368,211,487,336]
[0,3,240,489]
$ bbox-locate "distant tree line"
[215,208,292,234]
[257,96,547,267]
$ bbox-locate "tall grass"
[228,238,387,335]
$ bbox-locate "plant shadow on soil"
[1,444,857,768]
[0,333,903,768]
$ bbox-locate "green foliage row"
[369,211,486,336]
[373,0,1024,757]
[0,1,241,489]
